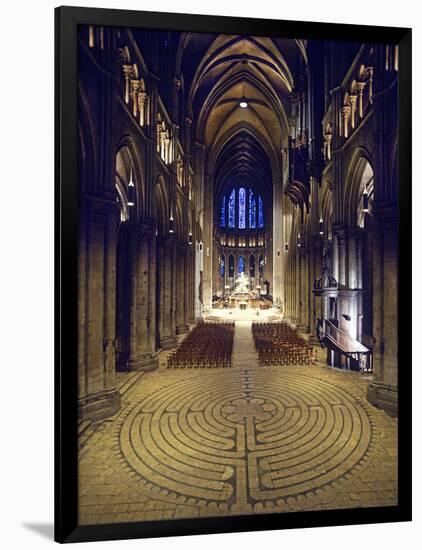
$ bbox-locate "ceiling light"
[239,97,248,109]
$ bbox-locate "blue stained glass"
[228,189,235,228]
[220,255,225,277]
[238,256,245,274]
[239,187,246,228]
[220,195,226,227]
[249,189,256,228]
[258,195,264,228]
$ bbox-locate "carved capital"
[122,64,134,78]
[332,225,347,246]
[137,91,147,105]
[348,94,357,106]
[340,105,351,118]
[130,79,140,93]
[356,81,366,94]
[365,66,374,80]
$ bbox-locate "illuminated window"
[249,189,256,228]
[221,187,264,230]
[258,195,264,228]
[228,189,235,228]
[238,256,245,273]
[220,255,225,277]
[238,187,246,228]
[89,26,95,48]
[220,195,226,227]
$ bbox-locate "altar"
[218,272,267,309]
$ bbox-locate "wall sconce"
[277,249,280,256]
[169,216,174,233]
[319,217,324,236]
[363,189,369,213]
[127,166,135,206]
[297,233,301,248]
[285,242,289,252]
[188,233,193,245]
[127,181,135,206]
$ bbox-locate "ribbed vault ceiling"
[177,32,306,203]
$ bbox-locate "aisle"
[231,320,259,369]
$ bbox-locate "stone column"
[128,224,139,368]
[295,252,301,326]
[156,237,166,347]
[170,238,177,340]
[164,238,172,340]
[347,229,358,289]
[336,227,347,288]
[131,224,158,371]
[287,256,294,322]
[190,245,196,322]
[309,238,323,340]
[148,227,157,352]
[202,169,213,308]
[298,248,310,332]
[176,243,189,334]
[103,203,119,386]
[158,237,178,348]
[367,208,398,414]
[184,244,192,328]
[273,175,284,307]
[78,197,121,422]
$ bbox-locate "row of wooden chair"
[167,321,234,369]
[252,322,317,366]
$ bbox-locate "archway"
[358,161,374,345]
[115,146,140,371]
[344,156,375,348]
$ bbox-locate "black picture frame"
[55,6,412,543]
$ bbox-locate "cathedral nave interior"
[77,26,399,524]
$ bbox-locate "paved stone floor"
[78,322,397,525]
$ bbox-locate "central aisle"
[231,321,259,370]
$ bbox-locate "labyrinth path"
[117,322,375,512]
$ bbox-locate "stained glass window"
[229,255,234,276]
[238,187,246,228]
[238,256,245,274]
[258,195,264,228]
[228,189,235,228]
[249,189,256,228]
[220,255,225,277]
[220,195,226,227]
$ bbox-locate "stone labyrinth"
[118,369,374,513]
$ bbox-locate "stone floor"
[78,321,398,525]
